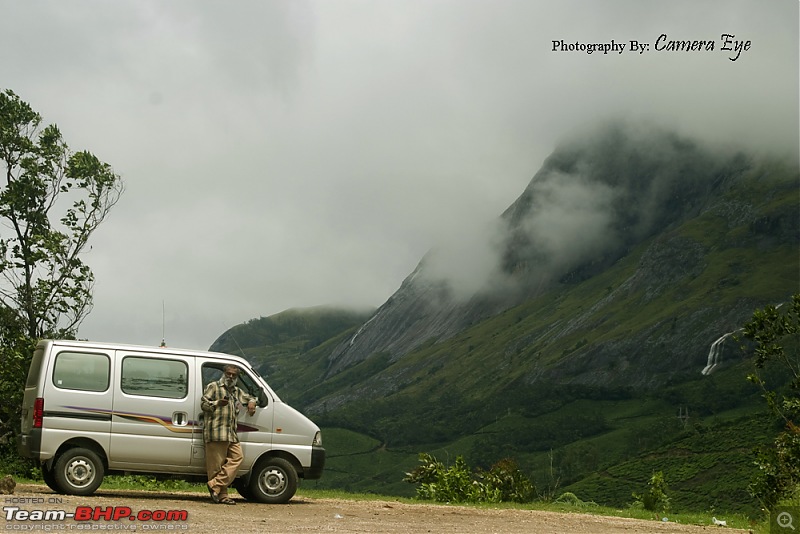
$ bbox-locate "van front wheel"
[233,478,254,500]
[249,457,297,504]
[53,448,104,496]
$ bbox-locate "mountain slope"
[324,123,796,379]
[209,306,373,393]
[319,124,797,386]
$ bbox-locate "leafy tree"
[741,294,800,510]
[0,89,123,339]
[0,307,34,455]
[0,89,123,468]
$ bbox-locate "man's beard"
[224,377,236,389]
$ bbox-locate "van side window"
[202,365,223,388]
[121,357,188,399]
[53,351,110,392]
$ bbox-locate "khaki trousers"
[205,441,243,498]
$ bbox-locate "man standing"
[201,364,256,505]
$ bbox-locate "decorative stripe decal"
[116,412,196,434]
[60,406,261,434]
[45,410,112,422]
[62,406,195,434]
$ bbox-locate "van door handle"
[172,412,188,426]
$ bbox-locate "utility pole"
[678,406,690,428]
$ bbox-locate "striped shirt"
[201,378,255,443]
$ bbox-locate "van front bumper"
[304,446,325,480]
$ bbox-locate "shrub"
[404,453,535,504]
[404,453,478,503]
[632,471,671,513]
[478,458,535,503]
[554,491,597,508]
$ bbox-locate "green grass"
[13,473,205,493]
[101,475,204,492]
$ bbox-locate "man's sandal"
[207,485,220,504]
[219,497,236,505]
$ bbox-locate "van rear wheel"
[53,448,104,496]
[248,457,297,504]
[41,464,59,493]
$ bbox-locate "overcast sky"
[1,0,797,351]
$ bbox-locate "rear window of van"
[53,351,110,392]
[26,347,45,388]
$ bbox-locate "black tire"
[248,457,298,504]
[41,464,59,493]
[233,477,255,501]
[52,448,104,496]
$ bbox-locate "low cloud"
[518,171,618,276]
[418,119,763,301]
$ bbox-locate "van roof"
[40,339,245,363]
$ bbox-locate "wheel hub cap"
[260,468,286,494]
[66,458,94,487]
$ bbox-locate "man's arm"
[201,382,222,413]
[236,388,257,415]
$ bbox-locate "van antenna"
[160,300,166,347]
[223,322,246,358]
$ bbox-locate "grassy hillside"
[238,304,783,514]
[301,361,773,515]
[299,366,771,515]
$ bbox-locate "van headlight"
[312,431,322,446]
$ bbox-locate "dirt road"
[5,484,749,533]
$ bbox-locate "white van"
[17,339,324,503]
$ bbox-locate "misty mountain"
[323,122,796,380]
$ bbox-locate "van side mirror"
[258,389,268,407]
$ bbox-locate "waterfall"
[701,304,783,375]
[349,311,381,346]
[701,332,732,375]
[701,330,743,375]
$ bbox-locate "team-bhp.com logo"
[4,505,189,530]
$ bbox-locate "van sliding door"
[109,352,197,471]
